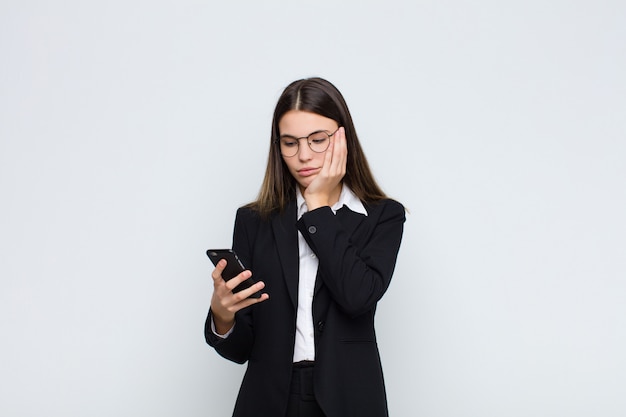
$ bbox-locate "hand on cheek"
[304,127,347,209]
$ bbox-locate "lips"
[297,167,319,177]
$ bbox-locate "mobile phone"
[206,249,261,298]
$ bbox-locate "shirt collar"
[296,184,368,219]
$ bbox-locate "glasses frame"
[275,127,341,158]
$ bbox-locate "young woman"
[205,77,405,417]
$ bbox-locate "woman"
[205,77,405,417]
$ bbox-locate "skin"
[210,110,348,334]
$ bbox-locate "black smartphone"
[206,249,261,298]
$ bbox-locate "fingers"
[322,133,335,169]
[211,259,227,282]
[231,286,270,308]
[210,262,268,319]
[224,269,252,290]
[331,127,347,175]
[211,259,253,290]
[323,126,347,178]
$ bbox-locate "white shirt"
[292,185,367,362]
[212,185,368,363]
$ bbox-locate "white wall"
[1,1,624,416]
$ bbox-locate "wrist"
[305,196,330,211]
[213,314,235,335]
[211,309,234,326]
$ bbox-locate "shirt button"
[308,226,317,234]
[310,253,316,259]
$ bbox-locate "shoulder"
[364,198,406,221]
[235,202,295,224]
[234,206,264,232]
[236,205,260,220]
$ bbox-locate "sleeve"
[209,315,235,338]
[204,207,257,364]
[296,199,405,317]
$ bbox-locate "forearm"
[205,309,254,364]
[297,202,405,316]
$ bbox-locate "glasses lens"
[280,138,298,157]
[308,132,330,153]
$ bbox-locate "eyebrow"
[279,129,330,139]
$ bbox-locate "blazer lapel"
[271,202,299,309]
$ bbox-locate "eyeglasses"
[276,128,340,157]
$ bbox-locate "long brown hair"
[248,77,387,218]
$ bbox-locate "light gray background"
[1,1,625,416]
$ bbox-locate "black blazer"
[205,198,405,417]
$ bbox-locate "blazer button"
[308,226,317,234]
[317,321,325,332]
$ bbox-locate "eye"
[309,132,328,144]
[281,138,297,147]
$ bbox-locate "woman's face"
[278,110,340,192]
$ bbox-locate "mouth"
[297,167,319,177]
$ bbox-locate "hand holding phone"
[206,249,261,299]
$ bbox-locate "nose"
[297,139,314,160]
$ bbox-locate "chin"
[296,178,314,191]
[297,183,309,192]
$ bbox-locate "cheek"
[282,158,298,175]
